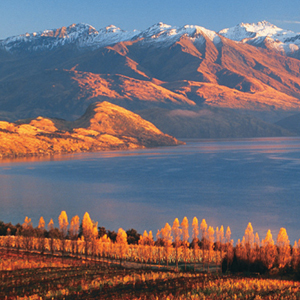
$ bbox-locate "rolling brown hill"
[0,101,181,159]
[1,22,300,138]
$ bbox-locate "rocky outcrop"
[0,102,182,159]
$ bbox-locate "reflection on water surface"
[0,137,300,243]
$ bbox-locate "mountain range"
[1,20,300,138]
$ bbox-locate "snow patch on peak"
[104,25,121,32]
[153,22,172,29]
[140,22,173,37]
[219,20,300,54]
[3,20,299,55]
[83,25,140,49]
[137,23,221,47]
[189,25,221,44]
[0,23,99,52]
[219,20,295,41]
[219,21,300,54]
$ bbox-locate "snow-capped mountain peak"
[137,22,173,38]
[136,23,221,46]
[1,23,99,52]
[219,21,291,41]
[103,25,122,33]
[1,20,299,57]
[0,22,140,52]
[219,20,300,54]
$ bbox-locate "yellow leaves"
[38,216,45,229]
[244,222,254,247]
[262,229,274,246]
[192,217,199,240]
[82,212,96,240]
[139,230,155,246]
[172,218,182,245]
[160,223,173,246]
[148,230,154,241]
[181,217,189,242]
[22,216,32,229]
[116,228,128,262]
[200,219,207,235]
[207,226,214,244]
[277,228,290,247]
[277,228,291,269]
[58,210,69,237]
[116,228,127,245]
[143,230,148,239]
[225,226,233,245]
[69,215,80,238]
[255,232,260,247]
[47,218,54,231]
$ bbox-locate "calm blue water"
[0,137,300,243]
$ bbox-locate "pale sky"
[0,0,300,39]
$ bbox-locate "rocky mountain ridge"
[219,21,300,58]
[1,21,300,138]
[1,21,299,58]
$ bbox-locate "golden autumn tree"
[254,232,260,262]
[37,216,46,254]
[147,230,155,264]
[38,216,45,229]
[82,212,98,259]
[277,228,291,269]
[192,217,199,271]
[160,223,173,267]
[216,226,225,272]
[200,219,208,271]
[219,225,225,255]
[91,224,99,259]
[239,236,247,261]
[58,211,68,237]
[138,230,149,266]
[225,226,234,268]
[48,218,56,255]
[235,238,242,260]
[261,229,277,270]
[22,216,33,253]
[139,230,155,266]
[58,211,69,258]
[207,226,215,272]
[156,229,163,267]
[225,226,232,244]
[244,222,255,264]
[291,240,299,270]
[69,215,80,256]
[215,226,220,261]
[181,216,189,271]
[99,233,111,261]
[172,218,182,271]
[116,228,128,265]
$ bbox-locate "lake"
[0,137,300,244]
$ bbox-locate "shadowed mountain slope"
[275,112,300,135]
[138,107,292,138]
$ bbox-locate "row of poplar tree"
[0,211,299,274]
